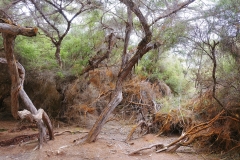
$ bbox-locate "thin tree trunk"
[84,81,123,142]
[0,57,55,143]
[55,44,63,68]
[17,58,54,142]
[83,2,136,143]
[121,7,132,69]
[19,89,54,141]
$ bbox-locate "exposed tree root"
[128,143,166,155]
[0,134,39,147]
[0,109,54,148]
[18,108,54,148]
[129,110,224,155]
[54,130,89,136]
[8,124,37,133]
[0,130,88,147]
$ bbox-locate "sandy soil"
[0,118,221,160]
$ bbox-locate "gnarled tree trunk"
[0,20,54,149]
[82,0,195,143]
[2,33,19,119]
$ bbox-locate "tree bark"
[0,22,38,36]
[84,81,123,142]
[121,7,132,69]
[55,44,63,68]
[2,33,19,119]
[0,57,54,144]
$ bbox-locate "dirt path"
[0,119,220,160]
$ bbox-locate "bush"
[15,35,57,70]
[135,51,191,95]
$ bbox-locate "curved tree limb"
[81,0,194,144]
[0,20,54,149]
[150,0,195,26]
[2,32,19,119]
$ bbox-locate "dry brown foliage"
[64,103,96,124]
[118,77,171,120]
[63,67,170,125]
[126,109,192,141]
[154,110,192,136]
[62,67,118,124]
[129,110,225,155]
[187,89,240,152]
[128,88,240,154]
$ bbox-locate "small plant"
[56,71,65,79]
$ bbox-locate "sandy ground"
[0,118,221,160]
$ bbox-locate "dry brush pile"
[61,67,172,126]
[54,66,240,155]
[186,89,240,153]
[128,88,240,156]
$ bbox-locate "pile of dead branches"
[128,89,240,155]
[187,89,240,152]
[116,77,170,121]
[62,69,171,125]
[153,110,192,136]
[128,110,225,155]
[126,109,192,141]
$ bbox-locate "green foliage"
[157,97,175,113]
[158,56,185,93]
[135,51,190,95]
[218,0,240,10]
[153,19,187,51]
[0,36,3,49]
[0,0,12,6]
[218,55,236,74]
[61,26,104,75]
[56,71,65,79]
[15,35,57,70]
